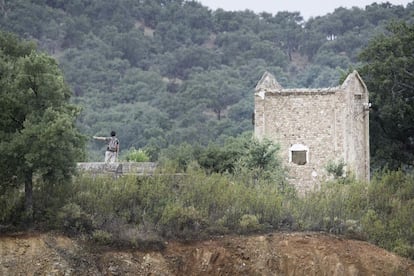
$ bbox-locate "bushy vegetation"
[1,131,413,258]
[0,31,85,222]
[40,166,414,259]
[60,166,291,243]
[1,0,413,169]
[1,0,414,262]
[123,148,150,162]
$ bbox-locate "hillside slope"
[1,232,413,275]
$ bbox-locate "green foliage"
[240,138,280,171]
[72,175,142,227]
[325,159,346,179]
[294,170,414,259]
[160,204,206,239]
[1,1,412,161]
[124,148,150,162]
[359,22,414,170]
[197,144,237,174]
[92,230,113,245]
[233,137,288,192]
[239,214,261,233]
[361,209,386,245]
[158,134,287,191]
[57,203,93,235]
[33,177,78,228]
[361,171,414,256]
[64,163,289,242]
[1,1,414,260]
[0,31,85,223]
[12,157,412,260]
[158,143,195,172]
[0,186,24,226]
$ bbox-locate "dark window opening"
[292,151,307,165]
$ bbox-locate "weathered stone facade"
[254,71,370,193]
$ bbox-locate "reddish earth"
[1,232,413,275]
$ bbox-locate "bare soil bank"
[1,232,413,275]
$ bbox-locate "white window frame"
[289,144,309,165]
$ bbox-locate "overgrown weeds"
[1,163,413,259]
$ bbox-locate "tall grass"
[59,166,290,244]
[2,165,413,259]
[66,169,414,258]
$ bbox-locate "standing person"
[93,131,119,163]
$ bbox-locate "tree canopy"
[0,0,413,169]
[0,31,85,220]
[359,22,414,170]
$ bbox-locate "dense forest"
[2,0,414,260]
[1,0,413,167]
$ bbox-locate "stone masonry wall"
[256,90,347,193]
[254,71,369,194]
[341,75,370,181]
[77,162,157,176]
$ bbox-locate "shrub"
[57,203,94,235]
[393,239,414,260]
[92,230,112,245]
[63,165,414,261]
[343,219,364,240]
[0,186,23,226]
[160,204,207,239]
[124,148,150,162]
[158,143,195,172]
[34,178,76,228]
[325,159,346,179]
[239,214,261,233]
[72,174,143,226]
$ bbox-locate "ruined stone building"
[254,71,370,193]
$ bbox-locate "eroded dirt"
[0,232,413,275]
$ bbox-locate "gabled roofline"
[255,70,368,97]
[341,70,368,92]
[255,71,283,91]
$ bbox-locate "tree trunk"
[24,171,33,222]
[214,108,221,120]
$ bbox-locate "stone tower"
[254,71,370,193]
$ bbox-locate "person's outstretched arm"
[93,136,107,141]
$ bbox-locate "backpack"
[108,137,119,151]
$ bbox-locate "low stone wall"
[121,162,157,174]
[77,162,157,176]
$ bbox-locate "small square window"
[292,151,307,165]
[289,144,309,165]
